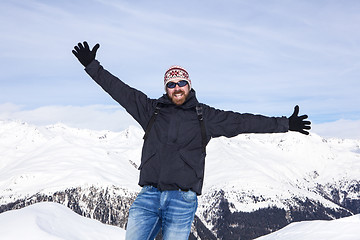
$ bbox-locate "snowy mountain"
[1,202,358,240]
[0,119,359,239]
[0,202,126,240]
[255,213,360,240]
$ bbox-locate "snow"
[199,132,360,213]
[0,119,360,238]
[0,120,143,202]
[1,119,359,208]
[255,214,360,240]
[0,202,358,240]
[0,202,126,240]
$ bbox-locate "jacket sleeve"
[85,60,155,130]
[203,104,289,138]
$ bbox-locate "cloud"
[0,103,139,132]
[0,0,359,126]
[312,119,360,140]
[1,103,359,140]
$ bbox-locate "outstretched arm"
[71,41,155,130]
[203,104,311,138]
[288,105,311,135]
[203,105,289,138]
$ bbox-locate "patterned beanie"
[164,65,192,91]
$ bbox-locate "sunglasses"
[166,80,189,89]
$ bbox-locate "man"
[72,41,311,240]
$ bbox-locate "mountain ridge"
[1,119,359,239]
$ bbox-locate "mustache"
[173,90,185,94]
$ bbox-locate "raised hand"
[288,105,311,135]
[72,41,100,67]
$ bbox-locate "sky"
[0,0,359,138]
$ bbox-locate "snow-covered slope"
[0,120,142,202]
[201,131,360,211]
[255,214,360,240]
[1,120,359,202]
[1,202,358,240]
[0,119,359,239]
[0,202,126,240]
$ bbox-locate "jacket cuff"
[278,117,289,132]
[84,59,99,75]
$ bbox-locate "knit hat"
[164,65,192,91]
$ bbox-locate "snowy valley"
[0,120,359,239]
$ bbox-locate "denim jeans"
[125,186,198,240]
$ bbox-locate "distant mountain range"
[0,120,359,239]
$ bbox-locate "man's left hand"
[288,105,311,135]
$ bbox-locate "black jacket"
[86,60,289,195]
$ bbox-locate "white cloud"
[0,103,139,132]
[1,103,359,140]
[0,0,359,126]
[312,119,360,140]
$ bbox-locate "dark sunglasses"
[166,80,188,89]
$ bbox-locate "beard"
[168,89,189,106]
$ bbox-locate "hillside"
[0,120,359,239]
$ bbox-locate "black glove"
[72,41,100,67]
[288,105,311,135]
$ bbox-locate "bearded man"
[72,41,311,240]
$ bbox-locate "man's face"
[166,80,190,106]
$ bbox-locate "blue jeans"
[125,186,198,240]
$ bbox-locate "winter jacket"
[85,60,289,195]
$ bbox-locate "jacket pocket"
[138,152,156,170]
[138,141,158,170]
[179,149,205,178]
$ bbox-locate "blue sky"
[0,0,359,138]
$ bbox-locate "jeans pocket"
[181,190,197,203]
[138,185,153,196]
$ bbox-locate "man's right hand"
[72,41,100,67]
